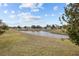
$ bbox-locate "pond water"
[21,31,69,39]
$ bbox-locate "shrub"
[59,3,79,45]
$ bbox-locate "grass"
[0,29,79,56]
[48,28,67,35]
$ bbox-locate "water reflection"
[21,31,69,39]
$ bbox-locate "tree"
[59,3,79,45]
[24,26,27,29]
[17,26,21,29]
[0,19,8,34]
[31,25,36,29]
[45,24,51,29]
[46,25,51,28]
[36,25,42,29]
[51,24,56,29]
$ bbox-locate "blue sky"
[0,3,66,27]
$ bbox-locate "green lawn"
[0,29,79,56]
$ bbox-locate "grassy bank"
[48,29,67,35]
[0,29,79,56]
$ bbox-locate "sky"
[0,3,66,27]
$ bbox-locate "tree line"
[16,24,67,30]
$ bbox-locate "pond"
[21,31,69,39]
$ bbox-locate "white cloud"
[19,3,44,12]
[31,9,39,12]
[11,10,15,14]
[4,10,8,14]
[9,15,16,19]
[17,12,41,21]
[36,3,44,9]
[51,14,54,16]
[19,3,43,9]
[19,3,34,9]
[53,6,58,11]
[45,14,54,17]
[37,3,43,7]
[45,14,48,16]
[3,3,8,6]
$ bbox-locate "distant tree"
[44,24,51,30]
[44,27,47,29]
[59,3,79,45]
[0,20,2,23]
[36,25,42,29]
[24,26,27,29]
[51,24,56,29]
[46,25,51,27]
[31,25,36,29]
[54,24,60,29]
[17,26,21,29]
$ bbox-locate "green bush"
[60,3,79,45]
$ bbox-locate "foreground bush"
[60,3,79,45]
